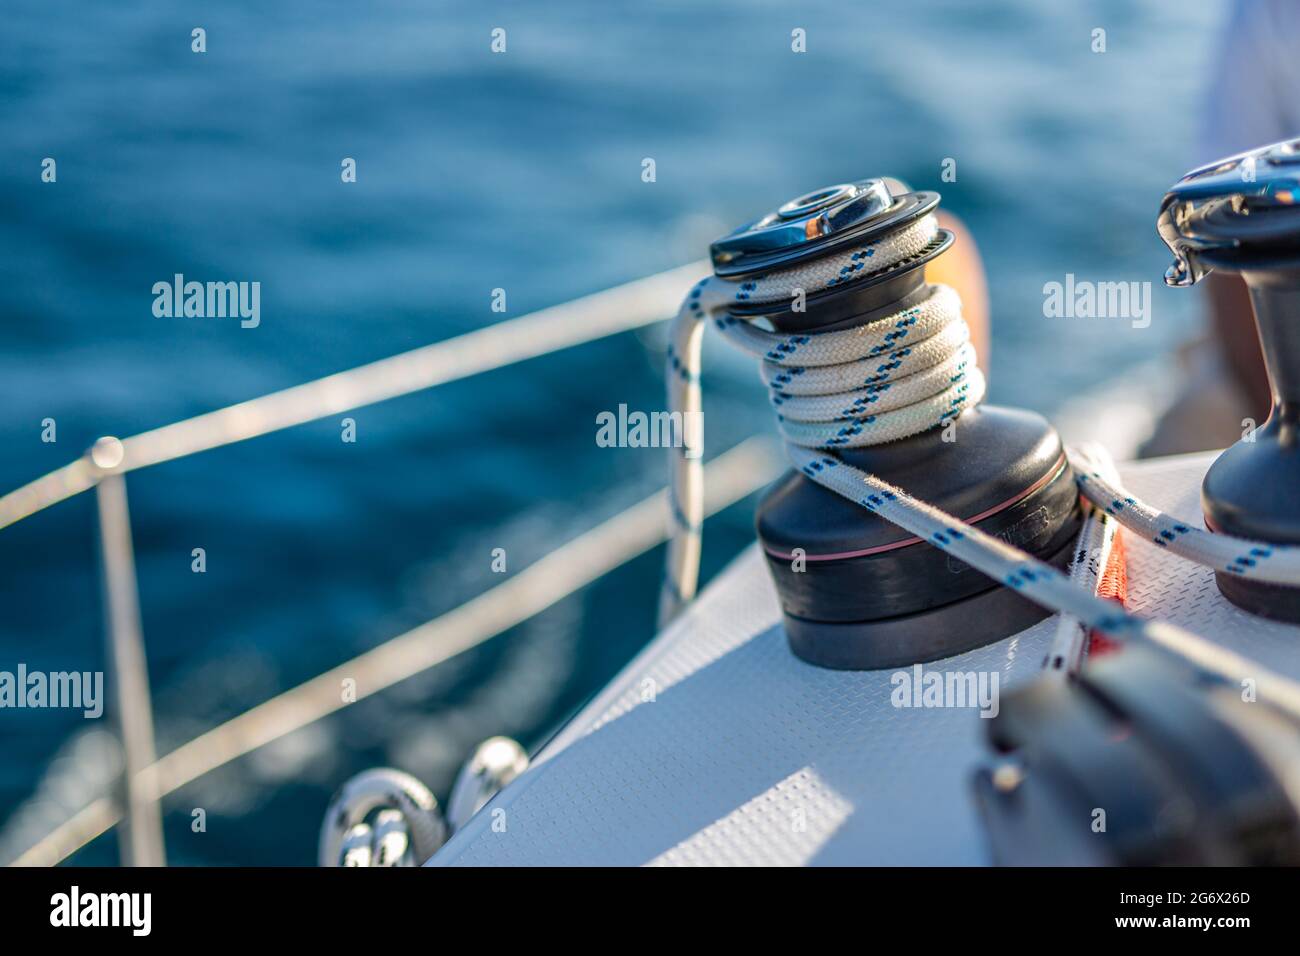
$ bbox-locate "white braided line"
[730,214,939,304]
[769,343,976,421]
[780,379,978,448]
[1044,444,1125,676]
[759,317,971,397]
[717,285,985,448]
[1070,446,1300,586]
[719,281,959,368]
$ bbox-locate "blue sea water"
[0,1,1223,864]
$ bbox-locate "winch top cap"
[710,177,939,278]
[1158,137,1300,287]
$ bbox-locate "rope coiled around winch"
[722,283,981,448]
[662,212,980,614]
[659,213,1300,718]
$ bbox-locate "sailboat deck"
[432,451,1300,866]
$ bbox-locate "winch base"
[782,534,1075,670]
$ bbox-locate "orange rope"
[1088,528,1128,657]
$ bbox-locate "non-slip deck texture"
[432,451,1300,866]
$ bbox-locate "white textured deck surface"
[432,451,1300,866]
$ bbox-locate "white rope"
[1069,445,1300,586]
[1043,443,1125,677]
[720,284,984,448]
[657,213,1300,720]
[1042,505,1115,675]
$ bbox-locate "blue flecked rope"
[1068,445,1300,586]
[717,284,983,448]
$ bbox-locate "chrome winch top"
[710,177,940,278]
[1157,137,1300,287]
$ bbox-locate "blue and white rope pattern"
[657,212,1300,714]
[785,447,1132,636]
[1044,443,1125,676]
[720,284,983,448]
[1069,446,1300,586]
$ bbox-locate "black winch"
[711,179,1081,670]
[1158,137,1300,622]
